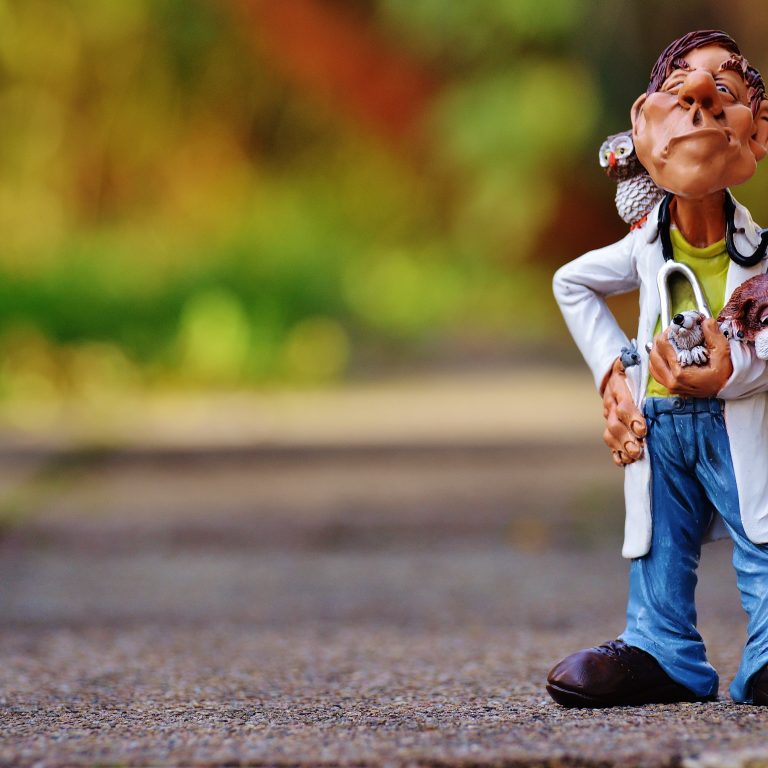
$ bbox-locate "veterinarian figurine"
[550,30,768,707]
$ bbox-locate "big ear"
[750,99,768,162]
[630,93,647,133]
[630,93,654,173]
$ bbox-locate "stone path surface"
[1,425,767,766]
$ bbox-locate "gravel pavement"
[1,436,768,767]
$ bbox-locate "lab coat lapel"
[641,199,664,345]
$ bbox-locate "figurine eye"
[761,316,768,326]
[716,84,734,97]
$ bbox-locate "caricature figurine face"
[631,45,768,198]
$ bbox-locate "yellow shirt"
[646,229,730,398]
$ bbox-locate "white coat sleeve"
[718,340,768,399]
[552,231,640,391]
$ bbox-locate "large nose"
[677,71,723,114]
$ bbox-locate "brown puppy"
[718,273,768,359]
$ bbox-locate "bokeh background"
[3,0,768,437]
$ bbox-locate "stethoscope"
[657,190,768,266]
[648,190,768,350]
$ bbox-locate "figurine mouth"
[665,128,732,154]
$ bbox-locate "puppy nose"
[673,313,685,326]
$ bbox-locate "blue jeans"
[619,396,768,703]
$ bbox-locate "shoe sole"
[546,682,715,708]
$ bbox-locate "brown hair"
[647,30,765,116]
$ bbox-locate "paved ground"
[2,430,768,768]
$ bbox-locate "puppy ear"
[738,297,755,326]
[718,298,736,323]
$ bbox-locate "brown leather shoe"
[752,665,768,705]
[546,639,714,708]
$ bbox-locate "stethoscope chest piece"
[645,259,712,354]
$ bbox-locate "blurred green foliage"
[379,0,585,59]
[0,0,600,400]
[2,0,763,404]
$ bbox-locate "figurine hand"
[601,357,646,466]
[649,318,733,397]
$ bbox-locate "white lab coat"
[553,193,768,558]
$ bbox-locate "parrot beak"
[608,152,617,168]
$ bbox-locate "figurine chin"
[644,147,755,199]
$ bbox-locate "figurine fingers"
[603,426,624,456]
[650,320,733,396]
[610,447,638,466]
[614,399,644,432]
[623,440,643,460]
[604,409,641,461]
[702,317,732,356]
[655,332,679,365]
[648,346,675,388]
[600,345,645,466]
